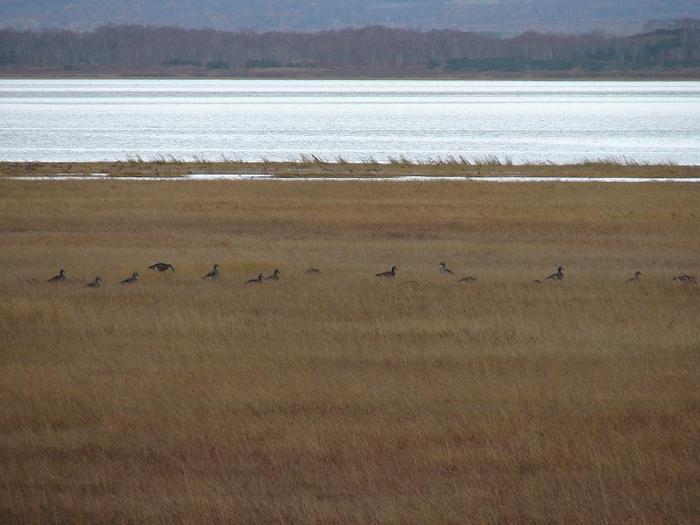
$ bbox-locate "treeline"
[1,23,699,72]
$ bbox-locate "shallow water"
[1,79,699,164]
[8,174,700,183]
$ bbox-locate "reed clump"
[1,160,699,180]
[0,173,698,523]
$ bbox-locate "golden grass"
[0,170,699,523]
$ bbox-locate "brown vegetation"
[0,169,699,522]
[2,159,699,179]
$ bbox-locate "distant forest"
[1,21,699,75]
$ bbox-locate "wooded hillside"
[1,23,698,75]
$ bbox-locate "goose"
[148,262,175,273]
[457,275,477,283]
[628,271,642,283]
[305,268,322,275]
[48,268,66,282]
[673,274,696,285]
[439,261,454,275]
[376,265,398,278]
[246,273,265,284]
[86,276,102,288]
[545,266,565,281]
[265,269,281,281]
[202,264,219,280]
[120,272,139,285]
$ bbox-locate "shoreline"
[7,173,700,184]
[1,161,699,180]
[2,67,700,81]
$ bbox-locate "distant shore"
[2,65,700,80]
[3,23,700,81]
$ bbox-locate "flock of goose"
[45,262,698,287]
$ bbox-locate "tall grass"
[3,160,695,181]
[119,154,679,167]
[0,176,698,523]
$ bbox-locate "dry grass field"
[0,164,699,523]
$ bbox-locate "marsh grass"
[1,160,698,180]
[0,175,699,523]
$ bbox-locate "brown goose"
[439,261,454,275]
[265,269,281,281]
[120,272,139,285]
[376,265,398,278]
[148,262,175,273]
[202,264,220,280]
[545,266,565,281]
[673,274,696,285]
[246,273,265,284]
[628,271,642,283]
[86,276,102,288]
[48,268,66,282]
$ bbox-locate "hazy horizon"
[2,0,700,35]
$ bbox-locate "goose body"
[673,274,696,285]
[120,272,139,285]
[149,262,175,273]
[376,266,398,278]
[203,264,220,280]
[628,271,642,283]
[86,276,102,288]
[439,261,454,275]
[246,273,265,284]
[48,268,66,282]
[545,266,565,281]
[265,269,281,281]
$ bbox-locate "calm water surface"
[1,79,699,164]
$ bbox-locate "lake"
[1,79,699,164]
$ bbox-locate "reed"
[1,160,698,180]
